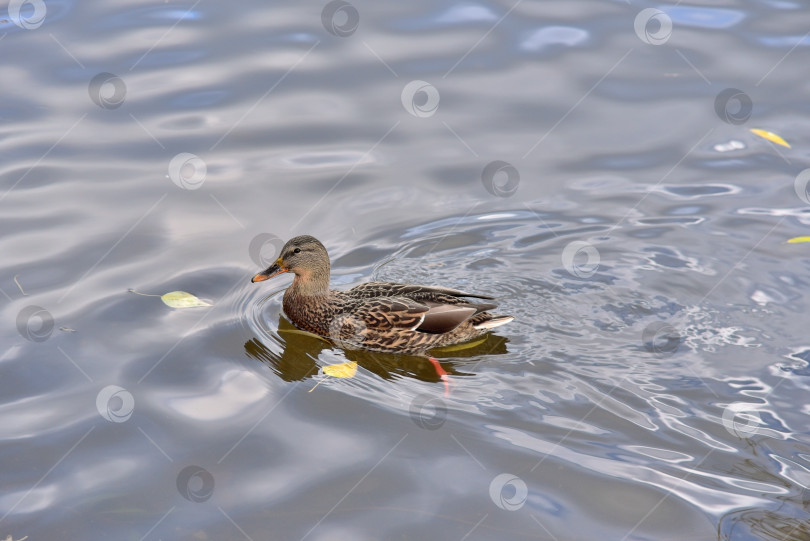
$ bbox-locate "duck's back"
[345,281,495,304]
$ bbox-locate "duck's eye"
[293,248,301,254]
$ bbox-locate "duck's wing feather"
[416,301,479,333]
[346,295,492,335]
[347,281,495,301]
[345,296,430,332]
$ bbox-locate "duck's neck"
[283,271,331,334]
[287,270,330,299]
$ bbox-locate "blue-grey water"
[3,1,810,539]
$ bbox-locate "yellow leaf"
[322,361,357,378]
[787,236,810,244]
[161,291,212,308]
[750,128,791,148]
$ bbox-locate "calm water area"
[2,0,810,539]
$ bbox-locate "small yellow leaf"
[161,291,212,308]
[787,236,810,244]
[322,361,357,378]
[750,128,791,148]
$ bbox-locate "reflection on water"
[3,0,810,539]
[245,315,509,383]
[719,508,810,541]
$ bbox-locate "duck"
[251,235,513,354]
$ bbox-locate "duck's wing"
[346,295,491,335]
[340,296,428,334]
[347,281,495,301]
[416,301,484,333]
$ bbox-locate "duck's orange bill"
[251,267,288,283]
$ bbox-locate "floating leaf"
[130,288,213,308]
[322,361,357,378]
[750,128,791,148]
[787,236,810,244]
[160,291,212,308]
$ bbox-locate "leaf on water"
[160,291,212,308]
[750,128,791,148]
[787,236,810,244]
[322,361,357,378]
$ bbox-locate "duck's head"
[251,235,330,284]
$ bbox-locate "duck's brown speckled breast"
[282,289,340,338]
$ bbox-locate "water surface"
[3,1,810,539]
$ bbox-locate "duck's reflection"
[718,506,810,541]
[244,316,509,384]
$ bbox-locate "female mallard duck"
[251,235,513,354]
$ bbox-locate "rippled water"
[3,0,810,539]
